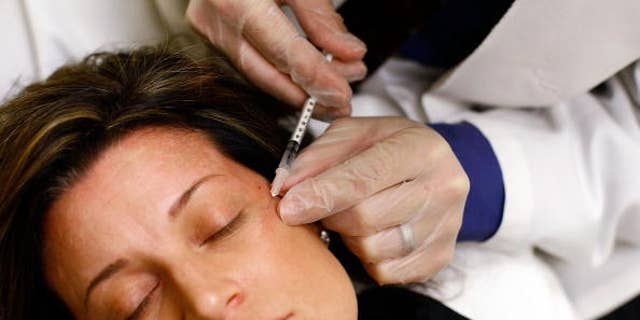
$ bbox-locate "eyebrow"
[83,258,127,309]
[83,174,223,310]
[168,174,222,218]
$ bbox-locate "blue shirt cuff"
[430,122,505,241]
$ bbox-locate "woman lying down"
[0,45,466,319]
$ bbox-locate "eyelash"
[125,213,245,319]
[126,282,159,320]
[201,212,244,246]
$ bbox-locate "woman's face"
[43,127,357,320]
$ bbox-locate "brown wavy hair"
[0,42,291,319]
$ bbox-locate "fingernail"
[318,97,352,118]
[279,196,305,225]
[317,112,337,122]
[329,106,351,119]
[346,64,368,82]
[343,33,367,53]
[372,263,394,285]
[312,85,351,109]
[313,99,349,120]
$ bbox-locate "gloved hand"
[187,0,367,118]
[278,117,469,284]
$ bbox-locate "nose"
[170,261,243,319]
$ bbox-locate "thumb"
[278,123,425,225]
[280,117,414,192]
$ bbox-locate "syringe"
[270,53,333,197]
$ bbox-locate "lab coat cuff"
[461,116,534,251]
[430,121,505,242]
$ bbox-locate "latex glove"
[187,0,367,118]
[278,117,469,284]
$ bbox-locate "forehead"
[51,127,239,224]
[42,127,256,307]
[97,127,229,178]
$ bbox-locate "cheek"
[252,202,351,280]
[248,196,320,259]
[247,210,357,318]
[212,170,357,316]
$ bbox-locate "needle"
[270,53,334,197]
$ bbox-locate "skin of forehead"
[42,127,261,312]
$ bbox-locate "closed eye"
[126,212,246,319]
[201,211,246,246]
[126,281,159,320]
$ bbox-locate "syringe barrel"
[277,140,300,170]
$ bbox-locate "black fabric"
[339,0,515,83]
[358,286,468,320]
[400,0,515,69]
[358,288,640,319]
[599,295,640,320]
[338,0,444,80]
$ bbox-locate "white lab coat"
[0,0,188,101]
[349,0,640,318]
[1,1,639,319]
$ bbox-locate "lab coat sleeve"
[430,122,505,242]
[445,62,640,265]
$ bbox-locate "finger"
[281,117,417,191]
[368,182,465,263]
[343,204,449,263]
[364,225,458,285]
[364,234,455,285]
[322,179,430,236]
[215,37,360,112]
[285,0,367,61]
[279,126,431,224]
[239,2,353,108]
[340,178,464,262]
[311,103,352,121]
[197,10,310,108]
[218,38,361,114]
[294,60,365,119]
[262,57,366,116]
[233,39,310,107]
[330,59,367,82]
